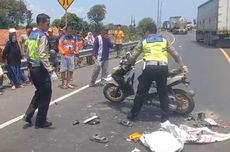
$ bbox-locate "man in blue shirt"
[89,28,113,87]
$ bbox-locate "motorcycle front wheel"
[173,89,195,115]
[103,83,126,103]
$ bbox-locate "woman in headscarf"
[85,32,95,48]
[2,32,26,90]
[85,32,95,65]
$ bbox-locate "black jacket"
[2,41,22,66]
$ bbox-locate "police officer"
[23,13,57,128]
[127,24,188,122]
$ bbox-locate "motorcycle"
[103,52,195,115]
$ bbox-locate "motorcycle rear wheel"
[173,89,195,115]
[103,83,126,103]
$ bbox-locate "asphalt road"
[0,32,230,152]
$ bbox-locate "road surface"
[0,32,230,152]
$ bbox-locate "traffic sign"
[58,0,74,10]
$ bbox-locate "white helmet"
[8,28,17,33]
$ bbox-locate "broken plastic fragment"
[131,148,141,152]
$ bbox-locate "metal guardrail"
[1,41,139,74]
[79,41,138,57]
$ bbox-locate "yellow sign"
[58,0,74,10]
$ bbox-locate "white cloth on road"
[140,130,184,152]
[140,121,230,152]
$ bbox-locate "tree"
[52,19,62,28]
[0,0,32,28]
[52,12,90,35]
[87,4,106,35]
[87,4,106,25]
[138,17,156,35]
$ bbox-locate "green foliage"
[52,12,90,35]
[137,17,156,36]
[0,0,33,28]
[87,4,106,35]
[87,4,106,24]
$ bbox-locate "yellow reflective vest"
[142,34,168,64]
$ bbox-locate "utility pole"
[159,0,163,29]
[157,0,160,29]
[65,10,68,27]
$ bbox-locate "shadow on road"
[99,100,183,122]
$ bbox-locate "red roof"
[0,29,26,47]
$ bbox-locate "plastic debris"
[83,115,99,124]
[197,112,206,120]
[90,134,109,144]
[88,119,100,125]
[128,132,143,142]
[204,118,218,126]
[118,119,133,127]
[131,148,141,152]
[184,114,195,121]
[72,120,80,126]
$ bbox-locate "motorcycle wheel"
[173,89,195,115]
[103,83,126,103]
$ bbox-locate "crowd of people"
[0,22,125,95]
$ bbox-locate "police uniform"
[128,34,185,121]
[24,28,53,127]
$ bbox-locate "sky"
[26,0,208,25]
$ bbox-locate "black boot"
[22,115,32,124]
[127,112,138,121]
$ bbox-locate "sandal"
[90,134,109,143]
[67,84,75,89]
[60,85,68,89]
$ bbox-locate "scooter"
[103,52,195,115]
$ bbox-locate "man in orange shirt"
[58,26,78,89]
[114,25,124,58]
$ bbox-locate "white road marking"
[0,59,142,130]
[219,48,230,64]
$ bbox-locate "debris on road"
[128,132,143,142]
[204,118,218,126]
[83,115,99,124]
[54,102,58,105]
[139,121,230,152]
[72,120,80,126]
[216,119,230,128]
[88,119,100,125]
[118,119,133,127]
[184,115,195,121]
[197,112,206,120]
[131,148,141,152]
[90,134,109,144]
[140,130,184,152]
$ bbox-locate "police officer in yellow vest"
[127,24,188,122]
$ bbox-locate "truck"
[169,16,188,34]
[196,0,230,47]
[163,21,170,30]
